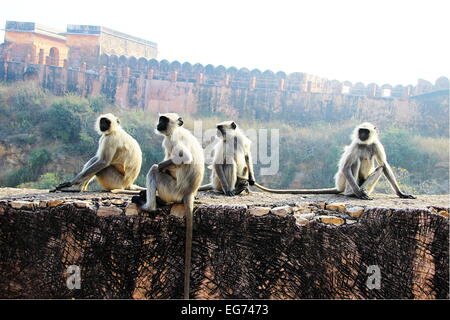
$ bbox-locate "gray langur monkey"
[198,121,255,196]
[132,113,204,299]
[51,113,144,192]
[254,122,416,200]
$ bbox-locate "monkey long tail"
[110,189,141,195]
[197,184,213,191]
[253,182,340,194]
[183,194,194,300]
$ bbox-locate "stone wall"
[0,58,448,132]
[0,189,448,299]
[99,28,158,59]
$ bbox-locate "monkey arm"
[374,143,415,199]
[343,164,371,199]
[245,154,255,185]
[70,156,110,185]
[53,156,105,190]
[381,163,416,199]
[214,164,234,196]
[158,159,176,171]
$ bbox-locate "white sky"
[1,0,448,86]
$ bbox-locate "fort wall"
[0,56,448,133]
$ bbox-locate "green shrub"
[17,173,60,189]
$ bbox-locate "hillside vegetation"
[0,81,448,194]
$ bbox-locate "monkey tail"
[110,189,141,195]
[197,184,213,191]
[253,182,340,194]
[183,194,194,300]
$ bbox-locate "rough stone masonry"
[0,188,448,299]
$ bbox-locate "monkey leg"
[213,163,237,196]
[334,172,346,193]
[96,165,126,191]
[142,164,182,211]
[80,175,96,192]
[360,166,384,195]
[234,179,249,195]
[343,162,361,196]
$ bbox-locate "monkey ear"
[117,118,120,124]
[231,122,237,129]
[178,118,184,126]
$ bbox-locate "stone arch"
[232,68,250,88]
[214,65,226,78]
[366,83,379,97]
[159,60,170,79]
[109,55,119,70]
[181,62,192,74]
[138,57,148,73]
[226,66,238,77]
[435,76,449,90]
[148,59,159,71]
[353,82,366,95]
[260,70,276,88]
[342,81,352,94]
[204,64,215,76]
[170,60,181,72]
[180,62,193,81]
[160,60,170,71]
[128,56,138,73]
[119,55,128,67]
[262,70,275,78]
[99,54,109,67]
[391,84,405,98]
[381,84,392,97]
[49,47,59,66]
[275,71,287,79]
[193,63,204,74]
[250,69,262,78]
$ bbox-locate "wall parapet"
[1,54,448,100]
[0,189,448,299]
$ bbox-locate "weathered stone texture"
[0,189,448,299]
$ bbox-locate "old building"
[2,21,68,66]
[0,21,158,68]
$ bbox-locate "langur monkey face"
[354,122,377,145]
[156,113,183,136]
[96,113,120,135]
[216,121,237,139]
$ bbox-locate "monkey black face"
[157,116,183,133]
[217,122,236,137]
[157,116,170,132]
[217,125,225,137]
[358,128,371,141]
[99,117,111,132]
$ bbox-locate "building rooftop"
[5,21,157,48]
[66,24,157,48]
[5,21,66,41]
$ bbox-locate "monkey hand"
[248,178,255,186]
[225,190,236,196]
[131,195,144,206]
[399,193,416,199]
[55,182,73,190]
[131,190,147,206]
[355,189,373,200]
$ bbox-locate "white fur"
[209,122,254,193]
[82,113,142,191]
[335,122,384,195]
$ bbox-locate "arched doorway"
[49,47,60,66]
